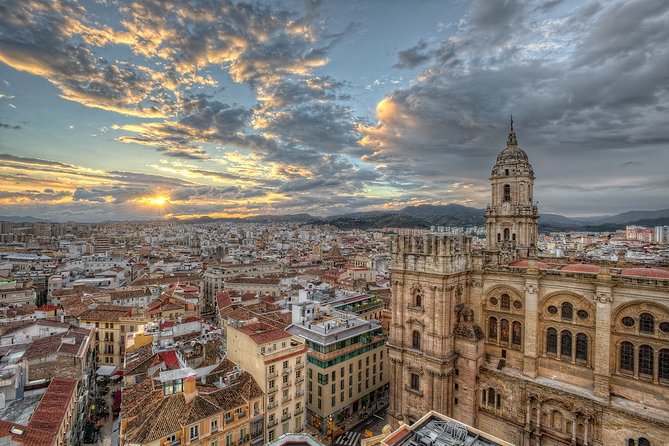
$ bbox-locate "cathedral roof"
[560,263,600,273]
[620,267,669,279]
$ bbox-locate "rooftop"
[382,412,513,446]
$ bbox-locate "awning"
[96,365,118,376]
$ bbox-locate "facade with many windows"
[226,322,307,444]
[287,308,389,434]
[388,126,669,446]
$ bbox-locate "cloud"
[358,0,669,215]
[394,39,432,69]
[0,122,21,130]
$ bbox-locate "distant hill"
[0,215,47,223]
[399,204,485,227]
[3,206,669,231]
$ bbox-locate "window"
[560,330,572,359]
[512,321,522,346]
[627,440,635,446]
[189,425,199,440]
[561,302,573,321]
[640,313,654,334]
[503,228,510,241]
[487,388,495,405]
[415,293,422,307]
[166,434,177,444]
[639,345,654,376]
[283,360,289,369]
[576,334,588,362]
[501,294,510,310]
[500,319,509,343]
[410,373,420,391]
[639,438,651,446]
[269,365,275,374]
[412,330,421,350]
[488,317,498,342]
[620,342,634,372]
[503,184,511,202]
[659,349,669,381]
[211,418,218,432]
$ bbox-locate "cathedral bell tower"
[485,118,538,259]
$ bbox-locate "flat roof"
[384,412,513,446]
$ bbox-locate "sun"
[142,195,170,206]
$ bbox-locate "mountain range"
[2,206,669,231]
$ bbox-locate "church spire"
[507,114,517,147]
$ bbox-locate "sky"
[0,0,668,222]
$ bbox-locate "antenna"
[510,114,514,131]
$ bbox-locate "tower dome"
[491,120,534,178]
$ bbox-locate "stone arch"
[483,285,524,306]
[539,291,595,325]
[612,301,669,325]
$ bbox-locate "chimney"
[184,375,198,403]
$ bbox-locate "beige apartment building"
[226,322,307,443]
[78,305,148,368]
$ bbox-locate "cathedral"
[387,124,669,446]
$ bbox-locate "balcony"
[267,420,278,428]
[282,367,292,375]
[295,362,304,370]
[237,410,247,420]
[239,435,250,444]
[295,389,304,397]
[294,407,304,415]
[268,386,278,394]
[295,375,304,384]
[281,412,292,422]
[267,370,278,379]
[281,380,292,388]
[282,395,292,403]
[267,401,278,410]
[226,416,235,424]
[252,430,264,440]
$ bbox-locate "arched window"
[659,349,669,381]
[639,345,654,376]
[512,321,522,346]
[488,317,498,342]
[560,330,572,359]
[620,342,634,372]
[640,313,654,334]
[551,410,563,430]
[497,233,501,242]
[501,294,510,310]
[512,233,516,241]
[488,388,495,405]
[576,333,588,362]
[503,228,510,241]
[628,440,636,446]
[503,184,511,202]
[415,294,422,308]
[500,319,509,343]
[481,389,487,405]
[546,328,558,355]
[638,438,650,446]
[412,330,421,350]
[561,302,573,321]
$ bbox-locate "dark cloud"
[394,40,432,69]
[0,122,21,130]
[359,0,669,215]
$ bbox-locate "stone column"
[594,276,612,399]
[584,416,590,446]
[535,399,542,446]
[571,413,577,445]
[426,370,434,410]
[523,278,539,378]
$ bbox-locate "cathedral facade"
[387,126,669,446]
